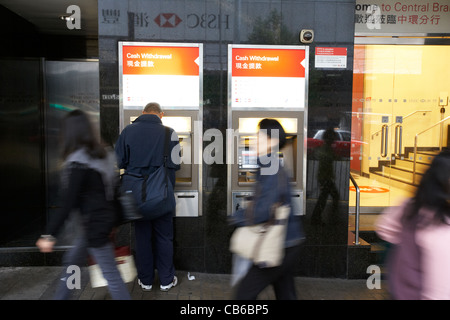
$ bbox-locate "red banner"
[231,48,306,78]
[122,45,200,76]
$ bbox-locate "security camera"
[300,29,314,44]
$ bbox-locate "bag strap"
[163,126,170,167]
[162,126,171,189]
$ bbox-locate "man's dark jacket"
[115,114,180,186]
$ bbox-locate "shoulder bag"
[120,126,176,220]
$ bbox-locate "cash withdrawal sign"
[119,42,202,113]
[230,45,307,110]
[228,45,309,216]
[118,42,203,217]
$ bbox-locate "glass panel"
[351,45,450,221]
[0,59,43,246]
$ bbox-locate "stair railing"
[349,174,360,245]
[413,115,450,183]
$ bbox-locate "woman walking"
[36,109,131,300]
[230,118,305,300]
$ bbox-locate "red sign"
[315,47,347,68]
[231,47,306,78]
[120,43,202,109]
[229,45,307,110]
[122,45,200,76]
[315,47,347,56]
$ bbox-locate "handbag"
[88,246,137,288]
[229,170,290,268]
[230,203,290,268]
[116,190,143,224]
[120,126,175,220]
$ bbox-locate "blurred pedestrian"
[376,150,450,299]
[230,118,305,300]
[36,109,131,300]
[115,102,180,292]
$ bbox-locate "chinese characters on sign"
[230,46,307,110]
[355,1,450,34]
[119,43,202,109]
[125,52,173,69]
[355,12,441,26]
[235,62,262,70]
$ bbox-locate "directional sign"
[119,42,202,109]
[229,45,307,110]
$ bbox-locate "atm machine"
[118,42,203,217]
[227,44,309,216]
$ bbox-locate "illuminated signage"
[119,42,202,109]
[229,45,308,110]
[355,0,450,34]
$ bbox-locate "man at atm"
[115,102,180,292]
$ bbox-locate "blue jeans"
[54,236,131,300]
[134,211,175,286]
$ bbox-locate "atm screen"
[239,149,258,169]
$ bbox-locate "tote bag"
[229,169,290,268]
[229,203,290,268]
[88,246,137,288]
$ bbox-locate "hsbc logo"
[153,12,230,30]
[154,13,182,28]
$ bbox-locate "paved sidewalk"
[0,266,389,300]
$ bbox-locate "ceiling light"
[59,14,74,21]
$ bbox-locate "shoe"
[160,276,178,292]
[138,279,152,291]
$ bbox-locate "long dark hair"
[404,150,450,225]
[60,109,106,160]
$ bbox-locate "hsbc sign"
[153,12,230,29]
[99,4,234,38]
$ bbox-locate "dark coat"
[46,163,117,248]
[115,114,180,185]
